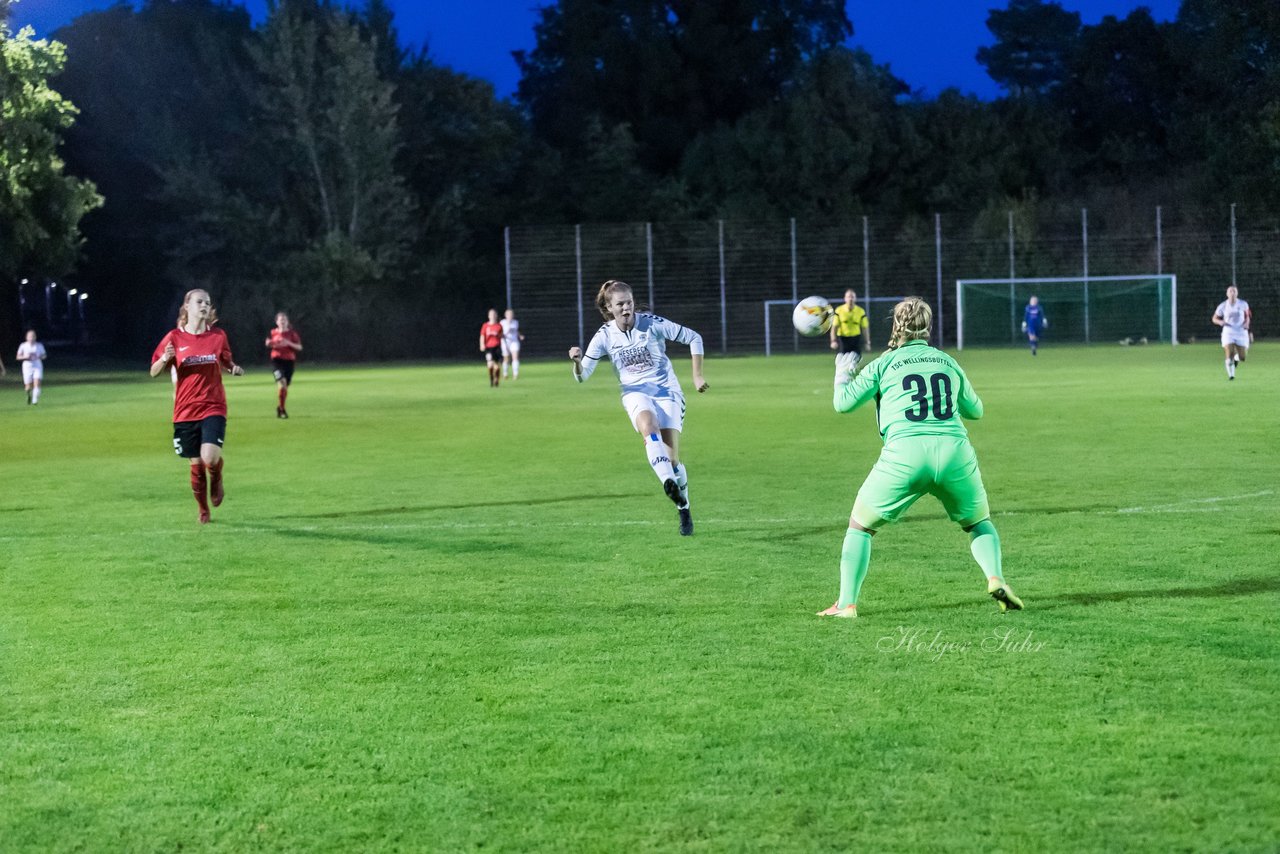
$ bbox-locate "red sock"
[207,460,225,507]
[190,462,210,515]
[278,386,287,407]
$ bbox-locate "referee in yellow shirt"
[829,289,870,368]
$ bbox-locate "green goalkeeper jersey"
[834,339,983,443]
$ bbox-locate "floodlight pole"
[646,222,655,310]
[934,213,943,347]
[1230,203,1237,287]
[790,217,799,352]
[1008,210,1016,343]
[718,219,727,354]
[862,215,871,329]
[1155,206,1163,275]
[504,224,514,311]
[1081,208,1090,345]
[575,224,583,347]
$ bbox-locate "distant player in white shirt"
[500,308,524,380]
[16,329,47,404]
[569,279,709,536]
[1212,285,1252,381]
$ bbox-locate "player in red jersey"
[264,312,302,418]
[149,288,244,524]
[479,308,504,387]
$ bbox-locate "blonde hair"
[595,279,633,320]
[177,289,218,328]
[888,297,932,349]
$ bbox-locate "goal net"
[955,275,1177,350]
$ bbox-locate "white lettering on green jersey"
[834,340,983,442]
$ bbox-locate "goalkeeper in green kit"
[818,297,1024,619]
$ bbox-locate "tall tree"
[1169,0,1280,204]
[1060,9,1178,179]
[0,19,101,283]
[198,0,417,352]
[681,47,908,217]
[978,0,1081,97]
[516,0,852,174]
[54,0,255,351]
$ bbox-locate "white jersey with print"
[1216,299,1251,347]
[576,313,704,397]
[17,341,46,381]
[1215,299,1249,333]
[17,341,46,368]
[500,318,521,356]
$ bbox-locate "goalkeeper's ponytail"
[888,297,932,350]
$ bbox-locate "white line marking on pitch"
[1116,490,1274,514]
[2,493,1276,543]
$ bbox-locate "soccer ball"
[792,296,834,337]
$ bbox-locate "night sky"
[10,0,1184,100]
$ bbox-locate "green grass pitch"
[2,344,1277,851]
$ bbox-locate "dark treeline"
[9,0,1280,358]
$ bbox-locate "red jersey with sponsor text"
[152,327,234,422]
[481,322,503,349]
[268,327,301,361]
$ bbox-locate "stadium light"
[50,282,57,288]
[20,278,28,284]
[69,289,78,296]
[80,293,88,301]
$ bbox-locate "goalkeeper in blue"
[817,297,1023,618]
[1022,295,1047,355]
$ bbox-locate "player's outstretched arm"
[833,354,876,413]
[691,352,708,393]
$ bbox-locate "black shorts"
[272,358,296,385]
[173,415,226,458]
[836,336,863,355]
[484,346,502,362]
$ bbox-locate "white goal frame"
[763,296,906,356]
[955,274,1177,350]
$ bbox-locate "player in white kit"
[1212,286,1252,380]
[500,308,524,380]
[16,329,47,404]
[569,280,709,536]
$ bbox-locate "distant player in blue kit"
[1022,296,1047,355]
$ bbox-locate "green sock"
[967,519,1002,581]
[838,528,873,608]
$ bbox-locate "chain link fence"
[505,204,1280,357]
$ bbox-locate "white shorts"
[501,339,520,357]
[622,391,685,433]
[22,362,42,383]
[1222,330,1250,349]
